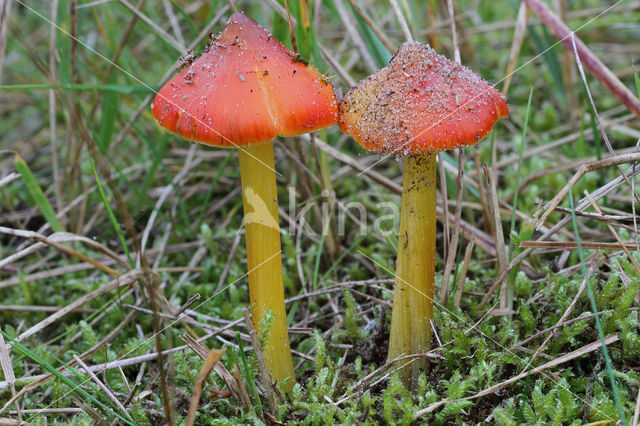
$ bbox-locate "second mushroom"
[339,42,509,388]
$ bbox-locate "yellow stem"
[238,142,296,391]
[388,153,437,389]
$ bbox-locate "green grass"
[1,0,640,424]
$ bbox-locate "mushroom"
[152,12,338,388]
[338,41,508,387]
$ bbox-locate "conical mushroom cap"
[152,12,338,147]
[338,42,509,155]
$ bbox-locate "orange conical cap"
[338,42,509,155]
[152,12,338,147]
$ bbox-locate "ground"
[0,0,639,424]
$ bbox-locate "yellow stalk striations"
[238,142,296,391]
[388,153,437,389]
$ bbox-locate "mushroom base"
[238,142,296,391]
[388,153,437,389]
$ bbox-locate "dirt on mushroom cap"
[151,12,338,147]
[338,41,509,156]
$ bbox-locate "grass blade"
[509,86,534,236]
[236,331,263,416]
[0,330,135,425]
[14,153,64,232]
[0,83,151,94]
[312,219,330,291]
[97,74,120,154]
[528,25,565,103]
[568,186,626,425]
[89,156,133,266]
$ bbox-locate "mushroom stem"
[238,141,296,390]
[388,153,436,388]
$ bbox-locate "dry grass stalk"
[1,308,138,411]
[524,0,640,118]
[117,0,184,52]
[0,334,20,422]
[232,365,253,411]
[483,165,509,311]
[473,151,492,235]
[72,355,135,423]
[179,333,248,411]
[454,236,476,308]
[9,408,80,415]
[445,0,460,64]
[0,230,126,271]
[520,241,640,250]
[282,0,298,54]
[535,152,640,229]
[0,417,29,425]
[175,294,201,317]
[332,0,377,72]
[438,153,450,259]
[554,0,580,125]
[14,269,145,344]
[440,152,464,304]
[185,347,226,426]
[0,0,12,82]
[425,0,438,49]
[0,331,228,398]
[502,1,529,95]
[583,192,640,277]
[241,308,278,412]
[347,0,395,52]
[0,305,94,313]
[389,0,413,42]
[0,227,122,277]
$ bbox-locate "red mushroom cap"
[338,42,509,155]
[152,12,338,147]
